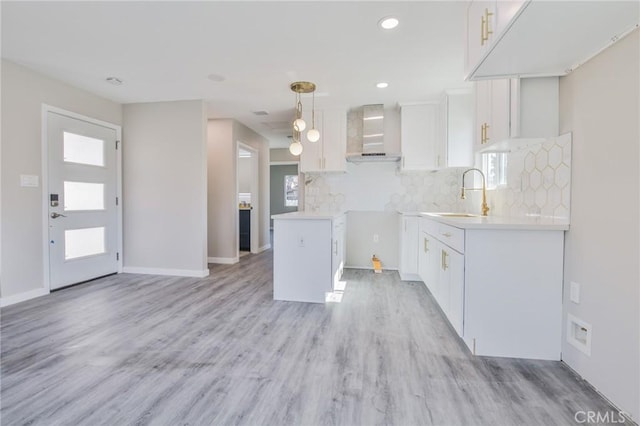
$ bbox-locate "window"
[284,175,298,207]
[481,152,508,189]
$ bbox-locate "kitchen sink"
[429,212,481,218]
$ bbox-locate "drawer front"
[420,217,439,237]
[437,223,465,253]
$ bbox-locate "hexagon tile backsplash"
[491,132,571,220]
[304,132,571,220]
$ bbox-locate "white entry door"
[47,112,119,290]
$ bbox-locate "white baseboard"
[122,267,209,278]
[207,257,239,265]
[0,287,49,308]
[399,272,422,281]
[258,244,271,253]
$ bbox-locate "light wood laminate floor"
[1,250,627,425]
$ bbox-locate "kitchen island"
[271,211,345,303]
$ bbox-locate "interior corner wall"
[0,60,122,300]
[207,119,236,260]
[559,29,639,421]
[122,100,208,276]
[207,119,271,261]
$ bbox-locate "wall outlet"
[570,281,580,304]
[567,314,591,356]
[373,234,379,243]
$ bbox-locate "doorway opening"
[236,142,259,256]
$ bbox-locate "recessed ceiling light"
[379,17,399,30]
[105,77,123,86]
[376,82,389,89]
[207,74,226,82]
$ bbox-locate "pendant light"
[289,81,320,156]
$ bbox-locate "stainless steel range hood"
[346,104,401,163]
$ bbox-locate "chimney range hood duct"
[346,104,401,163]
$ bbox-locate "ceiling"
[1,1,472,148]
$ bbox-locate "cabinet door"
[447,249,465,336]
[446,92,474,167]
[321,108,347,172]
[299,109,323,173]
[399,216,419,278]
[466,1,496,77]
[489,79,511,145]
[400,104,439,171]
[474,80,491,151]
[419,233,439,299]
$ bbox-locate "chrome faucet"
[461,168,490,216]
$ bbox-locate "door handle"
[50,212,67,219]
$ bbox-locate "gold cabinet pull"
[482,8,493,45]
[484,123,490,143]
[441,250,449,271]
[442,232,452,238]
[424,237,429,253]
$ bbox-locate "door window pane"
[285,175,298,207]
[64,181,105,211]
[63,132,105,166]
[65,227,105,260]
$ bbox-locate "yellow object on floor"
[372,255,382,274]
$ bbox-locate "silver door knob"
[50,212,67,219]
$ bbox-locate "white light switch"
[570,281,580,304]
[20,174,39,187]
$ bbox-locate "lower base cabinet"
[419,216,564,360]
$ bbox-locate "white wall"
[559,30,639,420]
[346,211,399,269]
[0,60,122,300]
[238,156,252,194]
[122,100,208,277]
[207,119,270,262]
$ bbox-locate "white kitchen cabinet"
[475,77,558,151]
[465,0,638,79]
[331,214,346,289]
[439,90,474,167]
[299,108,347,173]
[439,244,464,336]
[474,79,510,151]
[272,212,345,303]
[465,1,496,76]
[399,214,420,281]
[418,215,565,360]
[399,103,439,171]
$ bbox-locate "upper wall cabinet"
[475,77,559,152]
[400,93,474,171]
[399,103,439,171]
[465,0,639,80]
[439,90,474,168]
[300,108,347,173]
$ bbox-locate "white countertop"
[271,211,345,220]
[419,212,570,231]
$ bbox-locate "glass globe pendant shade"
[293,118,306,132]
[307,127,320,142]
[289,141,303,156]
